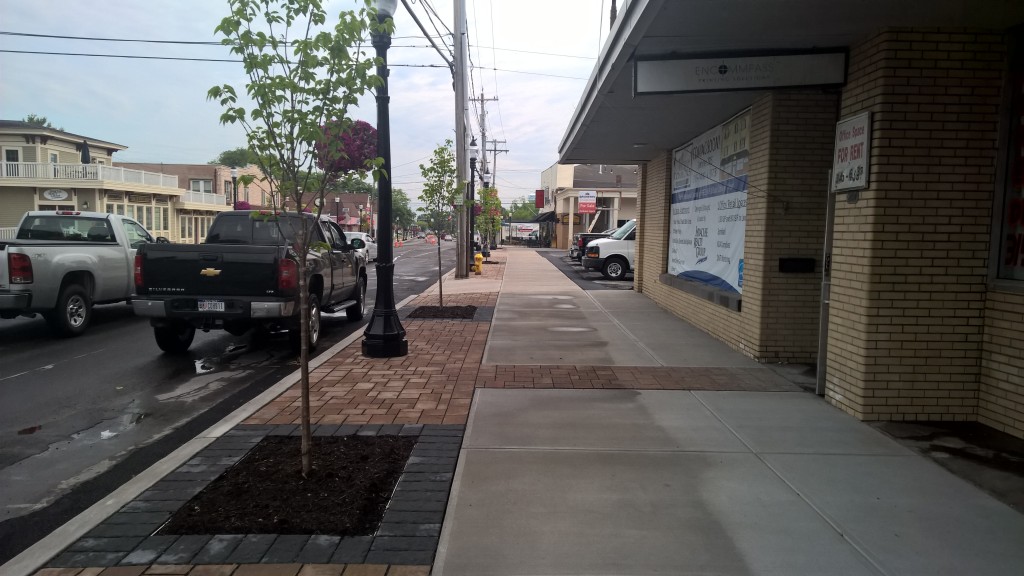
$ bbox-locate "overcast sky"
[1,0,613,208]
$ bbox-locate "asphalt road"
[0,238,456,563]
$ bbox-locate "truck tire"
[346,276,367,322]
[154,322,195,354]
[602,257,628,281]
[291,292,321,352]
[46,283,91,337]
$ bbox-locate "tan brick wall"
[980,291,1024,439]
[637,92,837,363]
[826,29,1006,422]
[755,91,838,362]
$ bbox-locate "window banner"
[668,109,750,293]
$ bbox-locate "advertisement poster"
[578,190,597,214]
[669,109,750,293]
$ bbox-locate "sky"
[0,0,614,209]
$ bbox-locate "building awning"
[531,211,559,223]
[558,0,1024,165]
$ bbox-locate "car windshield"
[609,220,635,240]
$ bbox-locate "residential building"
[0,120,185,240]
[560,2,1024,438]
[539,163,638,249]
[116,163,271,243]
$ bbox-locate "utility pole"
[470,91,498,186]
[486,139,508,188]
[469,90,498,267]
[454,0,469,278]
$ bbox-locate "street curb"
[1,293,420,576]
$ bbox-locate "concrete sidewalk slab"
[433,388,1024,576]
[463,389,749,452]
[436,449,882,576]
[766,453,1024,575]
[694,391,913,455]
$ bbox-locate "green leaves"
[418,139,459,235]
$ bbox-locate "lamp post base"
[362,337,408,357]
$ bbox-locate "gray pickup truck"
[132,211,367,353]
[0,211,165,336]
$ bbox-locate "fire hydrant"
[474,252,484,275]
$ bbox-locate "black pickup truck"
[132,211,368,353]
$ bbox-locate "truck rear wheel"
[154,322,195,353]
[291,293,321,353]
[602,257,628,281]
[346,276,367,322]
[46,283,91,337]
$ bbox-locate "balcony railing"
[182,192,229,206]
[1,162,178,189]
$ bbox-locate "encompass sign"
[832,112,871,192]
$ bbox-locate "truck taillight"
[134,254,144,290]
[277,258,298,292]
[8,253,33,284]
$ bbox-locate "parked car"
[582,219,636,280]
[132,211,367,353]
[442,234,453,241]
[346,232,377,261]
[0,210,166,336]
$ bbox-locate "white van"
[581,219,636,280]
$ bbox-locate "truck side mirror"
[156,236,170,243]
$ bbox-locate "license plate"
[198,300,225,312]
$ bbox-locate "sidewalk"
[12,248,1024,576]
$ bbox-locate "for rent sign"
[832,112,871,192]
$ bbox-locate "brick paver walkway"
[243,250,795,428]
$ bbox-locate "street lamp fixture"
[467,137,479,269]
[362,0,407,358]
[335,196,340,225]
[230,167,238,207]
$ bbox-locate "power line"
[0,49,449,69]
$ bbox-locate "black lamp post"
[335,196,340,225]
[230,167,238,207]
[467,137,479,270]
[363,0,407,358]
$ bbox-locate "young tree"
[208,0,382,477]
[418,140,458,305]
[477,186,502,250]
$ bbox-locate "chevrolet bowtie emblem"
[200,268,222,277]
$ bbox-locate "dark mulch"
[159,435,415,536]
[407,305,477,319]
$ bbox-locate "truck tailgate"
[141,244,282,297]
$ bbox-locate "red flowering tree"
[316,119,377,175]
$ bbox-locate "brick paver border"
[46,425,463,570]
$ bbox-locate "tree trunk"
[437,242,444,307]
[298,224,312,478]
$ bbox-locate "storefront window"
[999,34,1024,281]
